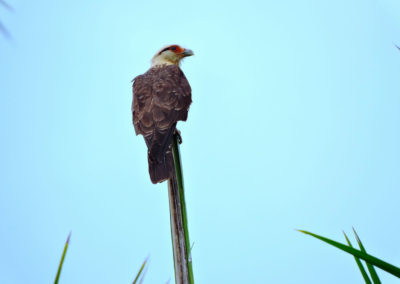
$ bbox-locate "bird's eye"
[170,46,177,51]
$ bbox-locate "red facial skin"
[169,45,185,54]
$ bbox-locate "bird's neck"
[151,57,180,67]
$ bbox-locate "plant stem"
[168,133,194,284]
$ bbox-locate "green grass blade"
[298,230,400,278]
[138,269,147,284]
[138,258,149,284]
[54,232,71,284]
[343,231,372,284]
[352,228,381,284]
[132,258,148,284]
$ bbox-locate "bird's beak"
[181,48,194,57]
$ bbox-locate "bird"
[132,44,193,184]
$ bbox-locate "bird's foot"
[174,129,182,144]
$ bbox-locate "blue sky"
[1,0,400,283]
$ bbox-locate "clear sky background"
[1,0,400,283]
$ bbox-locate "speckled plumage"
[132,64,192,183]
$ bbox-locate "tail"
[148,149,174,184]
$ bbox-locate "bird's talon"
[175,129,182,144]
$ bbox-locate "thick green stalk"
[168,133,194,284]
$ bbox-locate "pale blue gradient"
[1,0,400,283]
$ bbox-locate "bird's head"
[151,44,194,67]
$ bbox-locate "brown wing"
[132,65,191,183]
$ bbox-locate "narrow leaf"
[133,258,148,284]
[298,230,400,278]
[352,228,381,284]
[343,231,371,284]
[54,232,71,284]
[138,260,149,284]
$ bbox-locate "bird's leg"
[174,128,182,144]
